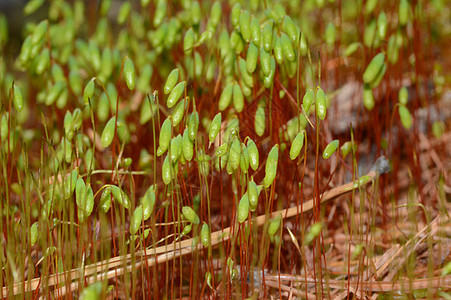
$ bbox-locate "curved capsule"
[363,53,385,84]
[233,83,244,113]
[182,129,194,161]
[208,113,222,145]
[247,139,259,171]
[239,10,251,42]
[363,84,375,111]
[325,22,336,45]
[167,81,185,108]
[363,19,376,48]
[13,85,24,112]
[246,42,258,73]
[300,31,308,56]
[322,139,339,159]
[111,185,130,209]
[75,177,86,211]
[191,1,201,25]
[162,155,172,185]
[218,83,233,111]
[182,206,200,224]
[340,141,352,158]
[289,132,304,160]
[83,79,95,105]
[188,111,199,141]
[101,116,116,148]
[263,144,279,188]
[129,205,143,235]
[263,57,276,88]
[398,104,412,129]
[158,118,172,156]
[239,58,253,87]
[153,0,166,27]
[368,63,386,89]
[316,87,327,120]
[237,193,249,223]
[210,2,221,27]
[164,68,179,94]
[215,143,228,157]
[124,57,135,90]
[200,223,211,248]
[248,179,259,211]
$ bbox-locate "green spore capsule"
[208,113,222,146]
[170,134,182,162]
[13,85,24,112]
[218,83,233,111]
[117,2,131,24]
[274,36,284,65]
[248,179,259,211]
[268,214,281,236]
[255,106,266,136]
[210,1,221,27]
[83,78,95,105]
[215,143,228,157]
[158,118,172,156]
[162,155,172,185]
[32,20,47,45]
[239,9,251,42]
[263,144,279,188]
[182,128,194,161]
[101,116,116,148]
[164,68,179,95]
[281,33,295,61]
[172,98,186,127]
[260,48,271,76]
[230,3,241,30]
[323,139,339,159]
[183,28,194,55]
[316,87,327,120]
[99,186,112,213]
[398,0,409,26]
[200,223,211,248]
[167,81,185,108]
[111,185,130,209]
[377,12,387,40]
[303,88,314,114]
[363,53,385,84]
[130,205,143,235]
[290,132,305,160]
[300,31,308,56]
[363,19,377,48]
[340,141,352,158]
[344,42,361,57]
[182,206,200,224]
[283,16,298,43]
[188,111,199,141]
[250,17,261,45]
[246,42,258,73]
[240,143,250,173]
[237,193,249,223]
[247,139,259,171]
[30,222,38,246]
[233,83,244,113]
[363,84,375,111]
[398,104,412,129]
[153,0,166,27]
[141,185,156,220]
[239,58,253,87]
[262,23,273,52]
[123,57,135,90]
[368,63,386,89]
[398,86,408,105]
[227,139,241,174]
[263,57,276,88]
